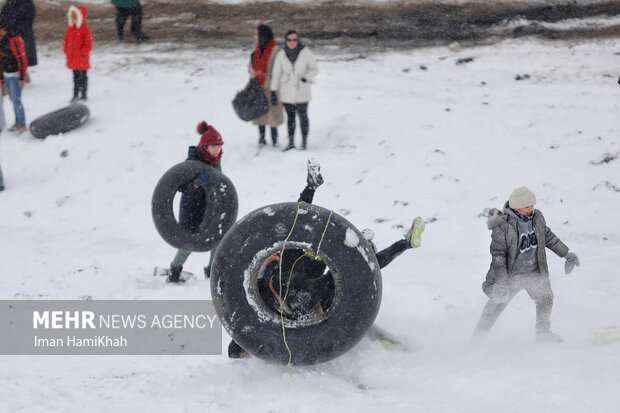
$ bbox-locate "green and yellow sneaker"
[405,216,425,248]
[380,339,407,352]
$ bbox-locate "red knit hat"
[197,121,223,147]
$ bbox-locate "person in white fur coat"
[270,30,318,151]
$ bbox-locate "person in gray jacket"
[473,186,580,342]
[270,30,318,151]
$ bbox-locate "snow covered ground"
[0,36,619,412]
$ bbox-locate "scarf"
[285,43,305,64]
[199,147,223,165]
[253,37,275,87]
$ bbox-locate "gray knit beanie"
[508,186,536,209]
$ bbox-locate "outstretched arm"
[544,225,569,258]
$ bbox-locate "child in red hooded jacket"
[63,5,92,103]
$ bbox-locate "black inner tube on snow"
[211,202,382,366]
[151,160,238,252]
[29,103,90,139]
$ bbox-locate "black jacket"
[178,146,221,230]
[0,32,27,79]
[0,0,36,66]
[258,248,331,318]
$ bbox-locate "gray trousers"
[171,246,216,270]
[474,272,554,335]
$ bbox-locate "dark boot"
[228,340,249,359]
[283,137,295,151]
[166,265,185,284]
[301,136,307,150]
[136,32,150,42]
[204,266,211,279]
[270,127,278,146]
[80,77,88,101]
[258,126,267,147]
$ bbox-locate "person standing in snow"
[473,186,580,342]
[249,24,283,148]
[64,5,93,103]
[227,159,426,358]
[0,25,27,134]
[166,121,224,284]
[270,30,318,151]
[0,0,37,70]
[111,0,149,42]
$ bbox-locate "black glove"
[300,77,307,83]
[193,170,211,187]
[564,252,580,274]
[270,91,278,106]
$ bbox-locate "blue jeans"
[5,77,25,127]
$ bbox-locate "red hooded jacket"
[63,5,92,70]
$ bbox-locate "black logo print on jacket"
[519,231,538,252]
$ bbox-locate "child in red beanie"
[166,121,224,283]
[63,5,93,103]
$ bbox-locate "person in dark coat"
[111,0,149,42]
[166,121,224,284]
[0,0,36,67]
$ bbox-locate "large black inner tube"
[151,160,238,252]
[211,202,382,366]
[29,103,90,139]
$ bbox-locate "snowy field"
[0,36,619,412]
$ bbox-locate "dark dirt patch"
[35,1,620,49]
